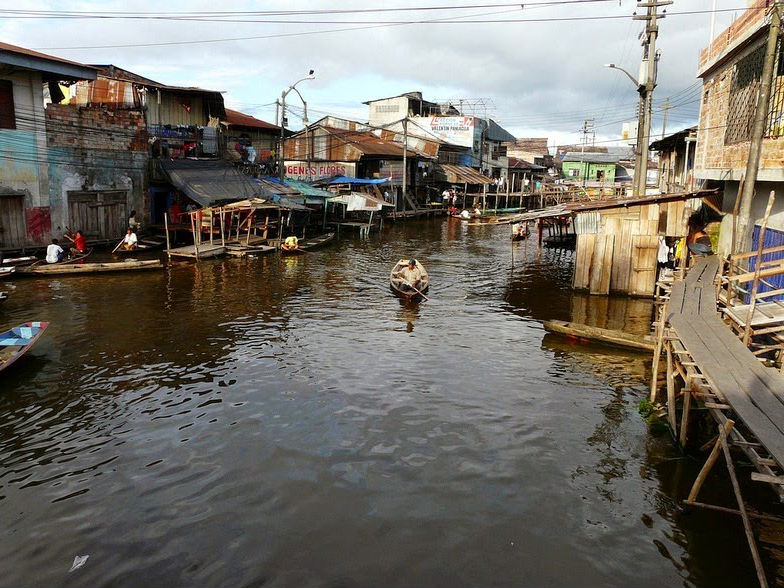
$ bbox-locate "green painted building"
[561,152,621,182]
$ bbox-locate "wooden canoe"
[0,321,49,374]
[299,232,336,251]
[0,267,15,279]
[16,259,163,276]
[390,259,430,302]
[542,320,655,352]
[30,249,92,267]
[1,256,37,267]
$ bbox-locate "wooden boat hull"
[1,256,37,267]
[0,321,49,374]
[281,246,306,256]
[542,320,655,352]
[17,259,163,276]
[0,267,15,279]
[299,232,336,251]
[389,259,430,302]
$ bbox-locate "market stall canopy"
[329,192,394,212]
[321,176,390,185]
[434,164,494,185]
[283,179,335,204]
[158,159,264,206]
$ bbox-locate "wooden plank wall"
[574,199,699,296]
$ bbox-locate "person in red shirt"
[64,229,87,257]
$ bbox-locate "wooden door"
[629,235,659,296]
[68,191,127,240]
[573,233,614,295]
[0,194,26,248]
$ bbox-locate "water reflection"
[0,219,769,586]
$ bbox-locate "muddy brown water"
[0,218,781,587]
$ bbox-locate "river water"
[0,218,780,587]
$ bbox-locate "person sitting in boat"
[472,207,482,218]
[128,210,140,232]
[122,227,138,250]
[394,259,424,292]
[459,209,471,220]
[64,229,87,256]
[46,239,64,264]
[282,235,299,251]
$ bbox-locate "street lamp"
[278,69,315,180]
[605,63,649,197]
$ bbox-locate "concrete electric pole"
[736,1,783,255]
[632,0,672,199]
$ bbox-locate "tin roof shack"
[365,92,515,179]
[694,1,784,257]
[222,108,281,168]
[649,126,697,194]
[570,192,709,296]
[70,65,225,159]
[0,42,96,250]
[283,117,426,209]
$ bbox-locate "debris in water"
[69,555,89,572]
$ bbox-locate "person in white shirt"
[46,239,64,263]
[122,228,138,250]
[442,189,451,205]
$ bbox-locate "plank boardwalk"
[668,256,784,468]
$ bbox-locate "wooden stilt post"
[687,420,734,503]
[666,345,677,432]
[220,207,225,247]
[720,427,769,588]
[744,191,776,345]
[679,385,692,447]
[164,208,171,260]
[209,209,214,246]
[190,212,199,260]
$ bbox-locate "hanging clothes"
[657,236,669,263]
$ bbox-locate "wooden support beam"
[666,345,677,432]
[721,430,769,588]
[679,387,693,447]
[750,472,784,484]
[683,500,784,522]
[688,420,735,502]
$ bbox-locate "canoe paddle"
[111,237,125,254]
[409,285,429,301]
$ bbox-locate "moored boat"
[1,255,37,267]
[16,259,163,276]
[0,267,15,279]
[0,321,49,374]
[299,232,336,251]
[30,249,92,267]
[389,259,430,302]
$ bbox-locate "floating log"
[542,320,656,352]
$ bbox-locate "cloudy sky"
[1,0,740,148]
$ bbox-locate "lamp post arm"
[607,64,640,89]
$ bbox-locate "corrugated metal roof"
[224,108,279,130]
[158,159,264,206]
[486,119,516,143]
[0,42,97,80]
[508,157,545,170]
[438,164,494,185]
[326,128,418,157]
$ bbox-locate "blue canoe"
[0,321,49,373]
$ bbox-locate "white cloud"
[1,0,738,143]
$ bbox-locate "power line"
[31,7,760,51]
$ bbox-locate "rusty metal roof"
[325,128,419,158]
[224,108,280,131]
[438,164,494,185]
[0,42,96,80]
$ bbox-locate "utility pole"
[402,118,408,211]
[633,0,671,198]
[278,92,287,180]
[580,119,594,184]
[660,96,671,140]
[737,0,783,255]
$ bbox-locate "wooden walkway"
[666,256,784,469]
[656,255,784,587]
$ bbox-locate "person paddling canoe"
[394,259,424,292]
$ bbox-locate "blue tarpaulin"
[326,176,389,185]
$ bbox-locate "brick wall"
[698,0,770,73]
[695,42,784,178]
[45,105,147,151]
